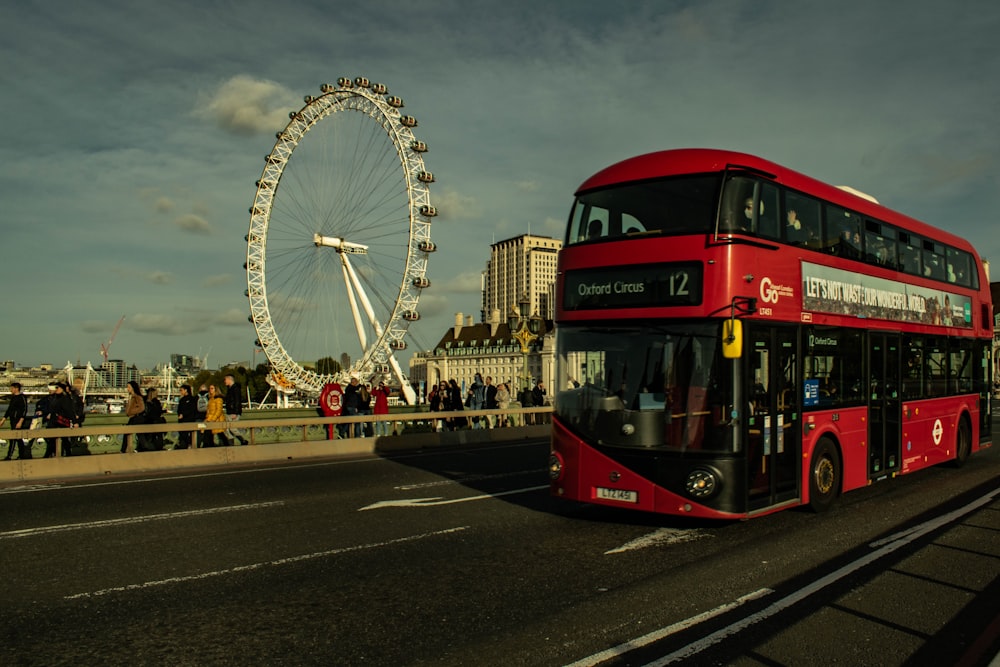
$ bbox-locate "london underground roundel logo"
[932,419,943,445]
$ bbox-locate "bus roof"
[576,148,978,255]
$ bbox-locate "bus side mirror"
[722,320,743,359]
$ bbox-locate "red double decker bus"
[549,149,993,519]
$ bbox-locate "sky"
[3,0,1000,372]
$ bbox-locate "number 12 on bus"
[548,149,993,519]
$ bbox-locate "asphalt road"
[1,434,998,666]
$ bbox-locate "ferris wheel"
[246,77,436,401]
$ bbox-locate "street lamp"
[507,294,546,405]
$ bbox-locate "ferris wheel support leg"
[341,256,368,351]
[342,253,385,338]
[388,354,416,404]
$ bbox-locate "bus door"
[747,326,800,510]
[868,333,901,476]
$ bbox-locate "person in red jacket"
[371,381,392,436]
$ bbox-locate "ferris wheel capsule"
[417,171,434,183]
[321,83,334,93]
[371,83,387,94]
[410,140,428,152]
[354,77,370,88]
[402,310,420,321]
[418,240,437,252]
[304,95,314,104]
[386,96,404,108]
[412,276,430,288]
[389,340,407,351]
[337,77,353,88]
[400,115,418,127]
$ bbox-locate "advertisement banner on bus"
[801,262,972,327]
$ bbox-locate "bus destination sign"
[563,262,702,311]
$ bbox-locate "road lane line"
[64,525,470,600]
[0,501,286,540]
[394,468,543,491]
[563,589,773,667]
[359,484,548,510]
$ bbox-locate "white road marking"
[563,589,773,667]
[394,469,542,491]
[605,528,710,554]
[359,484,548,510]
[65,525,470,600]
[0,501,285,540]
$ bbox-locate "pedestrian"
[27,384,55,455]
[45,382,76,458]
[519,382,534,425]
[121,380,145,453]
[142,387,165,451]
[359,382,372,436]
[495,382,511,428]
[484,376,498,428]
[532,380,548,424]
[1,382,29,460]
[205,384,228,446]
[447,379,467,429]
[195,384,210,448]
[429,382,446,432]
[372,381,391,437]
[223,374,248,445]
[467,373,485,429]
[65,379,88,456]
[175,384,197,449]
[342,375,362,437]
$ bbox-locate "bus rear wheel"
[809,437,841,513]
[950,417,971,468]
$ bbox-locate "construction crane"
[100,315,125,365]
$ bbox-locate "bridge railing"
[0,406,554,457]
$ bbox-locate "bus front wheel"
[808,437,841,513]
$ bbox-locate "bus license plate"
[596,487,638,503]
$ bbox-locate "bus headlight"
[685,468,721,499]
[548,452,564,481]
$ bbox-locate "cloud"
[195,75,296,137]
[215,308,248,326]
[154,196,174,213]
[515,180,540,193]
[433,188,482,220]
[80,320,111,334]
[147,271,172,285]
[433,270,484,294]
[128,313,206,336]
[203,274,233,288]
[174,213,211,235]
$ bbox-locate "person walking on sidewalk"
[205,384,229,446]
[1,382,29,460]
[223,374,248,445]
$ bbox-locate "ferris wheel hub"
[313,233,369,254]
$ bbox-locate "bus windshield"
[567,174,721,245]
[555,322,735,452]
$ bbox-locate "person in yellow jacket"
[204,384,229,446]
[121,380,145,453]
